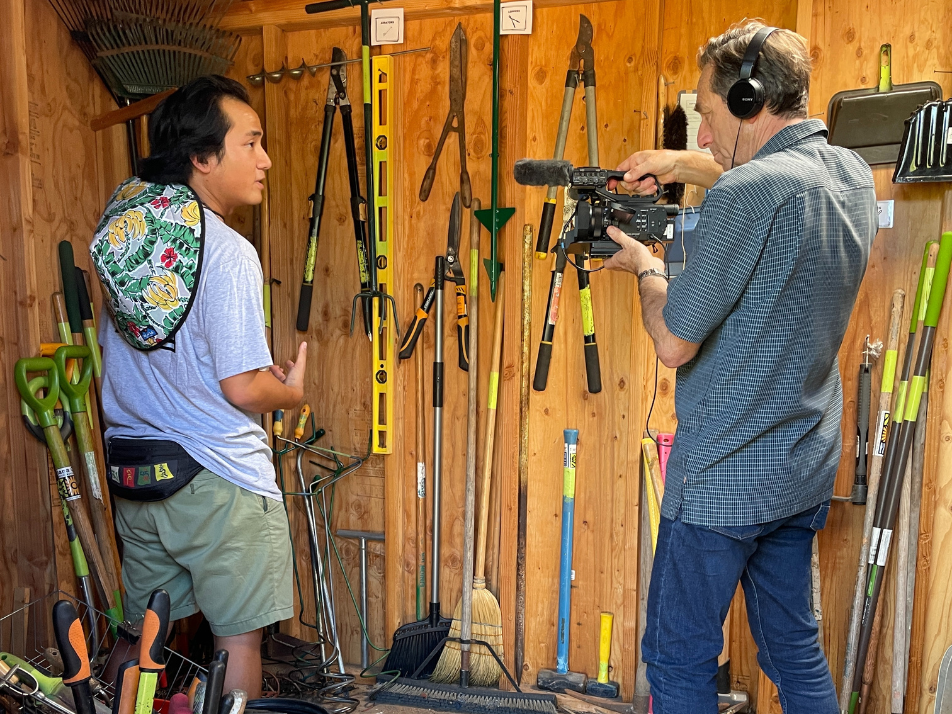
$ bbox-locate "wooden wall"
[0,0,128,642]
[2,0,952,711]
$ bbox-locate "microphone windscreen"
[513,159,573,187]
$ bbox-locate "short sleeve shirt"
[661,120,878,526]
[98,211,280,499]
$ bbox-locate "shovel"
[827,44,941,165]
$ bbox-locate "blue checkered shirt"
[661,120,878,526]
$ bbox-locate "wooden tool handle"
[475,271,505,579]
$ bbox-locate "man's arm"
[610,149,723,195]
[603,228,700,368]
[220,342,307,413]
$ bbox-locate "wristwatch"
[637,268,668,284]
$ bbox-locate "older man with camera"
[604,22,878,712]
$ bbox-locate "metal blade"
[445,192,463,278]
[449,23,467,111]
[330,47,349,105]
[576,14,594,68]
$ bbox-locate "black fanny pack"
[107,438,204,502]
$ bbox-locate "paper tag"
[874,411,889,457]
[869,527,881,564]
[56,467,81,501]
[83,454,104,501]
[416,463,426,498]
[877,529,893,566]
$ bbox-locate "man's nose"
[259,148,273,171]
[697,119,713,149]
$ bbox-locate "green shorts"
[114,469,293,637]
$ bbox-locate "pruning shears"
[398,192,470,370]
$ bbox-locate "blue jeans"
[642,502,837,714]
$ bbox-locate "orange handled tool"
[134,590,171,714]
[112,660,140,714]
[52,600,96,714]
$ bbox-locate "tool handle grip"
[52,600,91,685]
[584,343,602,394]
[457,323,470,371]
[399,309,427,360]
[74,270,103,379]
[138,590,170,671]
[202,662,226,714]
[460,170,472,209]
[75,269,95,322]
[53,345,93,412]
[419,167,437,202]
[533,342,553,392]
[399,284,435,360]
[15,358,60,425]
[296,283,313,333]
[856,365,872,480]
[536,201,557,258]
[112,661,139,714]
[294,405,311,441]
[59,241,83,334]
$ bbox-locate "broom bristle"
[430,601,464,683]
[430,586,504,687]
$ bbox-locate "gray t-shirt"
[98,211,280,499]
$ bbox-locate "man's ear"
[190,154,214,176]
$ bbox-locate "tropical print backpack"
[90,177,205,351]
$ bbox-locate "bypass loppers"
[398,193,470,371]
[532,15,602,395]
[296,47,373,340]
[419,24,471,208]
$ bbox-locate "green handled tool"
[475,0,516,299]
[134,589,171,714]
[14,362,98,640]
[18,354,120,632]
[54,345,123,627]
[52,600,96,714]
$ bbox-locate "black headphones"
[726,26,778,119]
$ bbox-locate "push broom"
[381,257,452,677]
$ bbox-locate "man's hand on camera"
[607,150,681,194]
[604,226,666,276]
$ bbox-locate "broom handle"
[460,201,481,670]
[430,258,445,605]
[414,283,427,622]
[475,271,506,581]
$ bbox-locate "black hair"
[138,75,251,185]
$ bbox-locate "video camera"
[514,159,678,258]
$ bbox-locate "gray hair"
[698,20,811,119]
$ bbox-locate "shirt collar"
[754,118,829,160]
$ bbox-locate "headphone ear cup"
[727,77,765,119]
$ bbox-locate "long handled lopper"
[532,15,602,395]
[295,47,373,340]
[52,600,96,714]
[134,590,171,714]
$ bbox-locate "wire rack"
[0,590,205,714]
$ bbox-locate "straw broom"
[432,235,505,686]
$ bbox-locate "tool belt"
[107,438,204,501]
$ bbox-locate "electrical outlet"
[878,200,894,229]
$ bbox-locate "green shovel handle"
[925,232,952,328]
[20,376,74,443]
[15,358,60,428]
[53,345,92,413]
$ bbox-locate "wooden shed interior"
[2,0,952,712]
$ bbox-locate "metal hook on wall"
[246,47,430,86]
